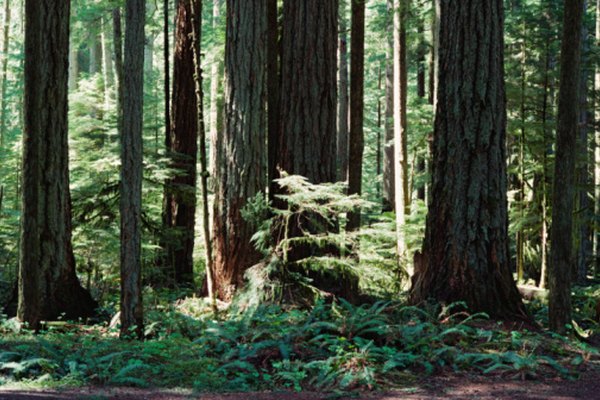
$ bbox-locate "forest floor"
[1,369,599,400]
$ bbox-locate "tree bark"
[382,0,394,212]
[393,0,409,258]
[346,0,365,231]
[163,0,170,149]
[549,0,584,333]
[595,0,600,276]
[162,0,199,287]
[0,0,10,148]
[267,0,280,200]
[120,0,145,339]
[337,0,349,183]
[548,0,584,333]
[209,0,223,192]
[212,0,267,301]
[409,0,527,320]
[18,0,97,330]
[278,0,337,185]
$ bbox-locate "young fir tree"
[409,0,528,320]
[18,0,96,330]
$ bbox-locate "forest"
[0,0,600,398]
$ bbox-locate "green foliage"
[1,298,592,392]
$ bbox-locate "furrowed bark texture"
[212,0,267,301]
[278,0,338,184]
[267,0,280,200]
[409,0,527,320]
[162,0,199,286]
[120,0,145,339]
[548,0,584,333]
[19,0,97,330]
[337,1,349,183]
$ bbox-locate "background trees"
[0,0,598,337]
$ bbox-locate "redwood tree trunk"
[120,0,145,339]
[162,0,199,287]
[278,0,337,185]
[548,0,584,333]
[212,0,267,301]
[382,0,394,212]
[346,0,365,231]
[18,0,97,330]
[337,1,349,183]
[267,0,280,200]
[409,0,527,320]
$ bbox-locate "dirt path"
[1,370,598,399]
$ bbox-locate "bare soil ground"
[1,370,598,400]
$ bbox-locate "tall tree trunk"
[68,43,78,91]
[19,0,97,330]
[409,0,527,320]
[595,0,600,276]
[393,0,409,259]
[212,0,267,301]
[113,8,124,133]
[267,0,280,200]
[382,0,394,212]
[101,16,114,111]
[346,0,365,231]
[0,0,10,148]
[209,0,223,192]
[163,0,170,148]
[162,0,199,287]
[189,0,216,308]
[337,0,349,183]
[120,0,145,340]
[576,2,591,285]
[278,0,337,185]
[548,0,584,334]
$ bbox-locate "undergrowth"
[1,297,597,393]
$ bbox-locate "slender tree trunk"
[595,0,600,276]
[163,0,170,147]
[548,0,584,334]
[19,0,97,330]
[376,65,383,199]
[89,26,101,75]
[101,16,114,112]
[113,8,124,134]
[189,0,216,309]
[393,0,409,259]
[68,46,78,91]
[409,0,527,320]
[0,0,10,148]
[382,0,394,212]
[576,3,591,285]
[209,0,223,192]
[267,0,280,200]
[161,0,199,287]
[120,0,145,340]
[347,0,365,231]
[144,1,156,74]
[212,0,267,301]
[337,1,349,183]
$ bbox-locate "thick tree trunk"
[162,0,199,287]
[120,0,145,339]
[382,0,394,212]
[409,0,527,320]
[337,1,349,183]
[212,0,267,301]
[346,0,365,231]
[18,0,97,330]
[548,0,584,333]
[278,0,337,185]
